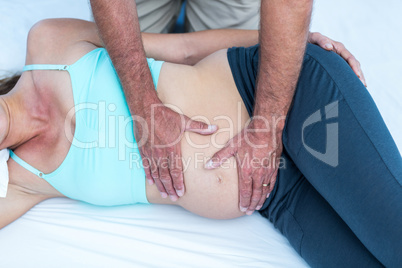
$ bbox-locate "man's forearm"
[256,0,313,123]
[90,0,158,117]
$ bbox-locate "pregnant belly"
[146,136,245,220]
[145,50,249,219]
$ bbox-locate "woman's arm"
[142,29,259,65]
[0,184,47,229]
[28,19,258,65]
[29,19,361,72]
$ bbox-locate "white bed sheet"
[0,0,401,267]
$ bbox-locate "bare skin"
[0,19,258,228]
[91,0,312,215]
[0,19,364,229]
[205,0,313,216]
[90,0,219,202]
[90,0,367,216]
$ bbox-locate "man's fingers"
[185,116,218,135]
[159,157,179,202]
[150,157,160,184]
[150,157,168,198]
[239,168,253,213]
[310,32,367,87]
[348,60,367,87]
[268,167,278,194]
[169,149,185,197]
[258,156,280,209]
[333,42,367,86]
[310,32,334,50]
[142,157,154,185]
[269,176,277,194]
[350,62,367,87]
[246,171,265,215]
[205,143,236,170]
[360,70,367,87]
[256,174,271,210]
[309,32,333,50]
[153,177,168,199]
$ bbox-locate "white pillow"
[0,0,92,78]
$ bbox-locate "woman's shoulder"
[25,19,100,66]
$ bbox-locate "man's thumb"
[185,117,218,135]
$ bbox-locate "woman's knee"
[302,43,365,96]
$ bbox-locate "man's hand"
[308,32,367,87]
[205,117,283,215]
[90,0,217,202]
[204,0,313,215]
[138,96,218,201]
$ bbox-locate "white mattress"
[0,1,401,267]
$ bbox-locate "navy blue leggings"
[227,44,402,267]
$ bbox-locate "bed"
[0,1,401,267]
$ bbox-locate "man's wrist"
[132,88,161,117]
[253,96,288,129]
[250,112,286,133]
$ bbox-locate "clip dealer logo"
[302,101,339,167]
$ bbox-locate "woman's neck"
[0,77,49,150]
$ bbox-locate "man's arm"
[90,0,157,123]
[90,1,217,201]
[250,0,313,210]
[256,0,312,119]
[206,0,314,214]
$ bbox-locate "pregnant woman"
[0,19,401,267]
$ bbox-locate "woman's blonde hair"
[0,74,20,95]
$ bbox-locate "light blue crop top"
[10,48,164,206]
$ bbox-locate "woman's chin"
[0,105,9,147]
[0,124,8,149]
[0,137,6,149]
